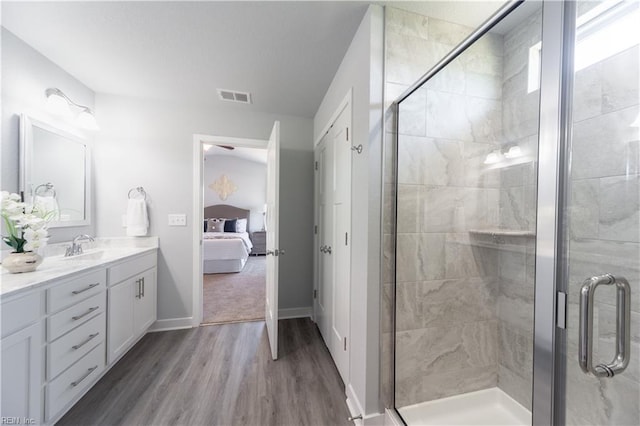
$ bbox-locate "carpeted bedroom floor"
[202,256,266,325]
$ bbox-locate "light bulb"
[504,145,523,159]
[46,92,71,116]
[483,151,502,165]
[76,108,100,131]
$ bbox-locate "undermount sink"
[60,249,106,261]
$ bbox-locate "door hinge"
[343,337,347,351]
[557,291,567,329]
[345,232,348,245]
[314,225,318,235]
[313,289,317,299]
[314,161,318,170]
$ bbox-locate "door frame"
[191,133,268,327]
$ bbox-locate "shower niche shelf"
[469,229,535,245]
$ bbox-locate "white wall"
[313,5,384,417]
[1,28,96,243]
[204,155,266,232]
[93,94,314,323]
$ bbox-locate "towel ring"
[34,183,57,198]
[128,186,147,200]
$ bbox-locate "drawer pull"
[72,306,99,321]
[70,365,98,387]
[141,277,145,297]
[72,333,99,350]
[72,283,100,295]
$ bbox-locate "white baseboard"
[148,317,194,332]
[346,385,384,425]
[279,306,312,319]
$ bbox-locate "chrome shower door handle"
[579,274,631,378]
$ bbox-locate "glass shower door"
[562,0,640,424]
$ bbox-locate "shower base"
[397,387,531,426]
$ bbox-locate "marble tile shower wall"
[492,9,542,411]
[384,7,544,409]
[564,42,639,425]
[381,8,480,408]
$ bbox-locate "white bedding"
[203,232,252,260]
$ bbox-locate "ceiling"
[2,1,506,119]
[205,145,267,164]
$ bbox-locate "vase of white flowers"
[1,191,50,273]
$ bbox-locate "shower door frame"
[389,0,574,424]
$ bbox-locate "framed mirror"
[19,114,91,228]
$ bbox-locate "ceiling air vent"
[217,89,252,104]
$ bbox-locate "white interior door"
[316,134,333,343]
[330,107,351,380]
[313,104,352,383]
[265,121,280,361]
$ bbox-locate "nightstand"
[250,231,266,255]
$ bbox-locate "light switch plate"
[168,214,187,226]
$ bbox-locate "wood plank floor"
[57,319,352,426]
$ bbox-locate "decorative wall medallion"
[209,174,237,201]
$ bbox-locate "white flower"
[3,200,25,216]
[1,188,50,253]
[23,228,48,251]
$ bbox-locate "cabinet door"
[134,268,156,335]
[107,279,135,364]
[1,321,42,424]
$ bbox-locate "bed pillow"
[223,218,237,233]
[206,218,225,232]
[235,218,247,233]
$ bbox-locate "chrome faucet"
[65,234,95,257]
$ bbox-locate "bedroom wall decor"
[209,174,237,201]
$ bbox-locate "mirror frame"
[19,114,92,228]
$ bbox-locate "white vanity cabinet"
[1,292,43,424]
[0,244,158,425]
[44,269,107,421]
[107,251,157,364]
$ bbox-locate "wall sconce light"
[45,88,100,131]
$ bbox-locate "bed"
[203,204,253,274]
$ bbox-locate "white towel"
[126,198,149,236]
[34,196,60,220]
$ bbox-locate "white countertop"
[1,237,159,300]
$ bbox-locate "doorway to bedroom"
[200,143,268,325]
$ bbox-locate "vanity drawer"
[46,341,105,421]
[1,292,41,338]
[48,313,105,380]
[48,292,106,342]
[48,269,106,313]
[108,251,156,285]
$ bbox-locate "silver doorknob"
[326,246,332,254]
[278,249,285,256]
[266,250,274,256]
[320,245,326,253]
